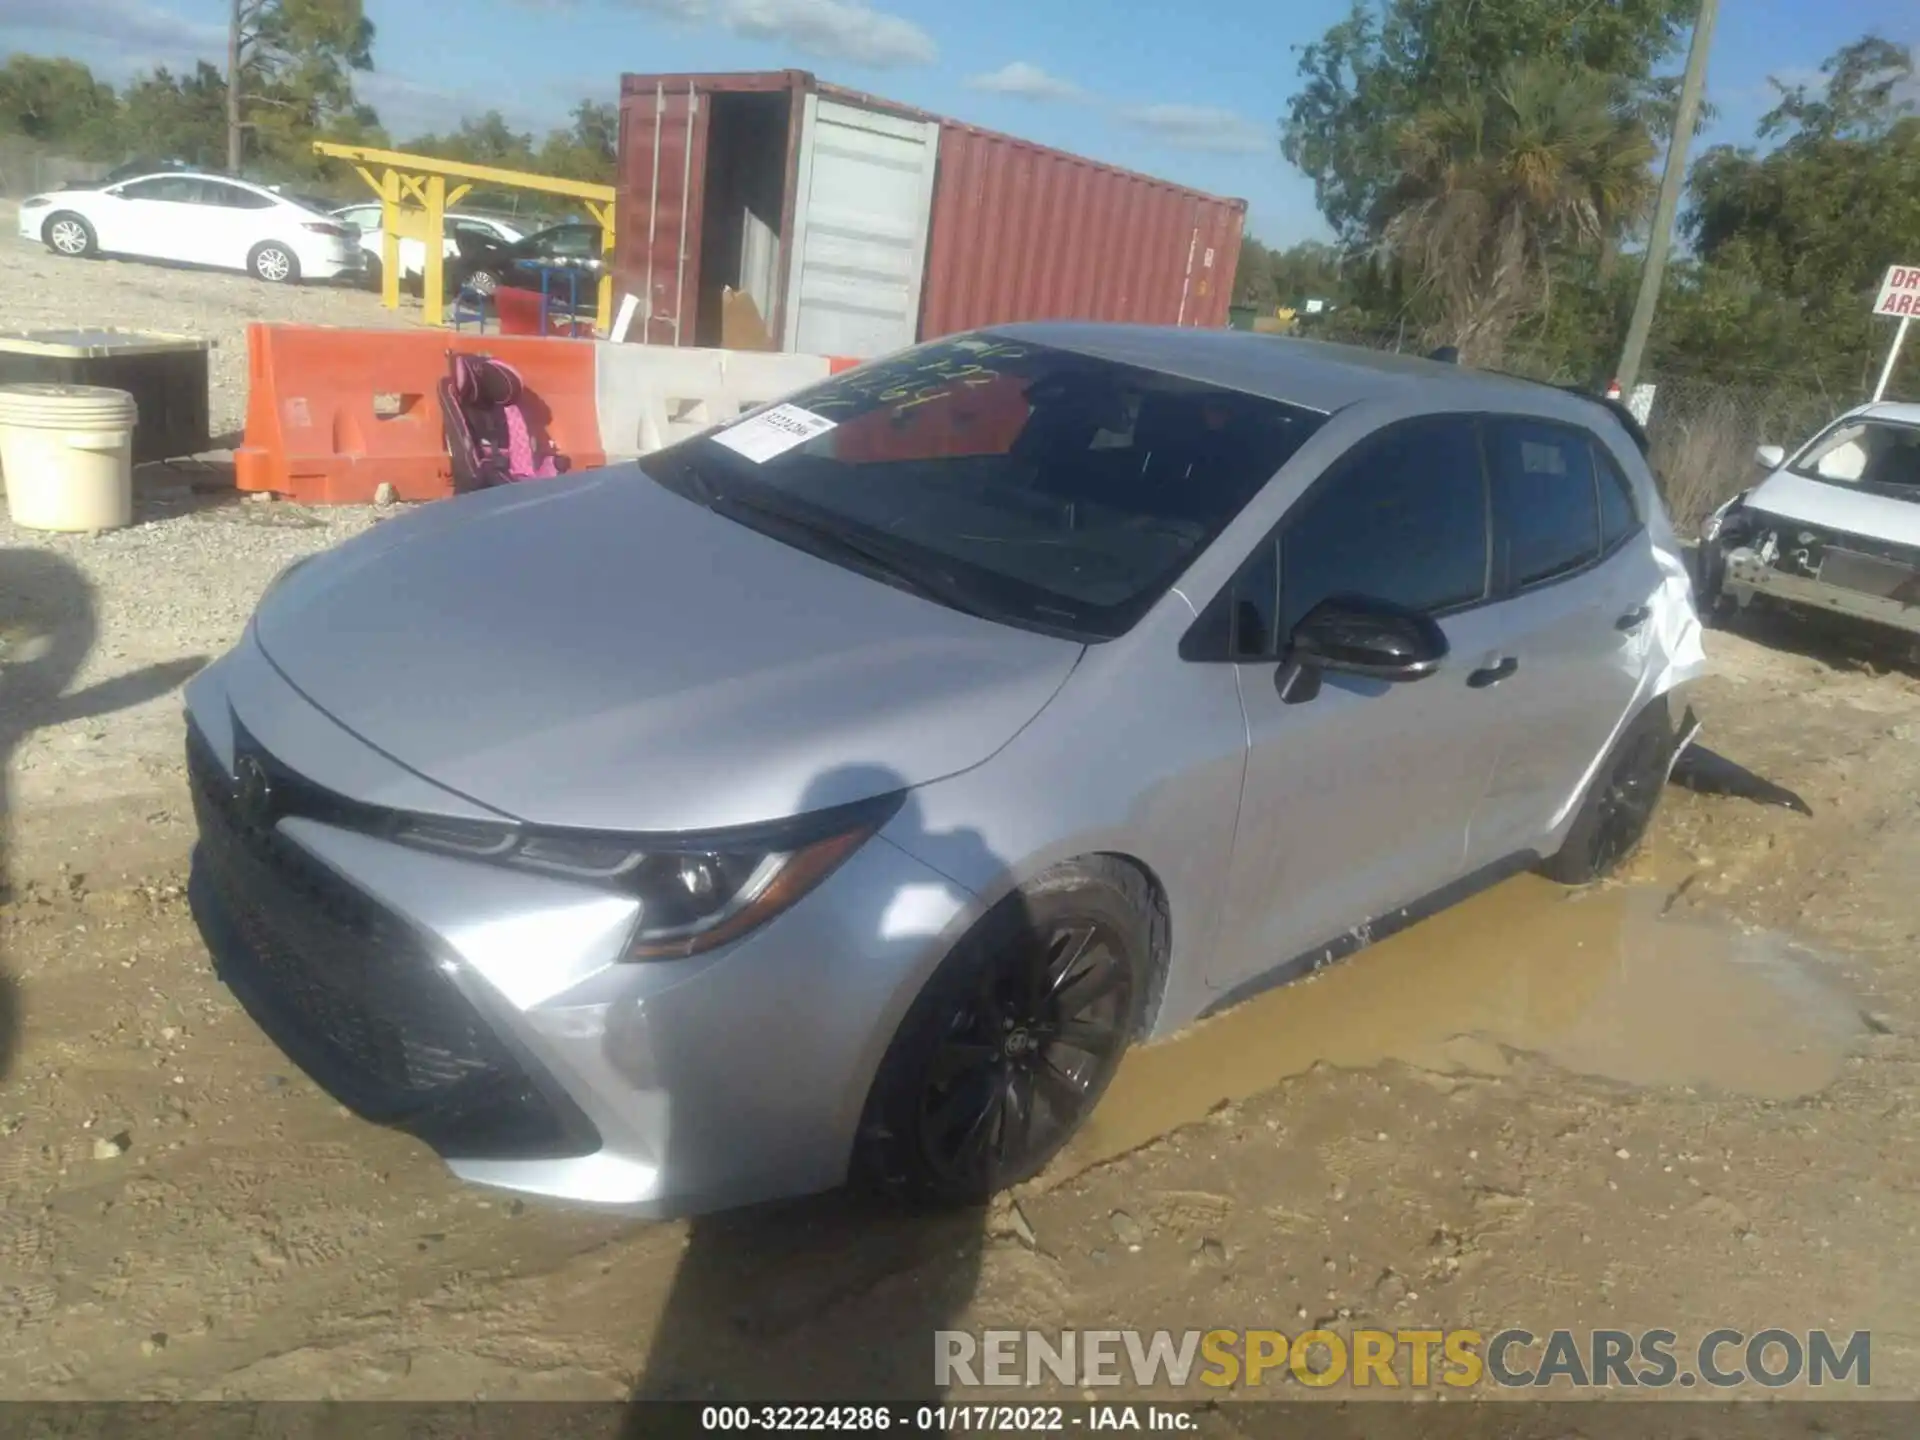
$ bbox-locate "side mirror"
[1287,595,1449,684]
[1755,444,1785,469]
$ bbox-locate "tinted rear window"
[642,336,1327,640]
[1487,419,1602,590]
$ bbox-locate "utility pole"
[226,0,245,174]
[1615,0,1720,395]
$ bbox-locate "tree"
[1678,35,1919,390]
[1282,0,1695,244]
[227,0,376,173]
[403,111,539,169]
[0,54,119,154]
[1233,236,1277,308]
[536,100,619,183]
[1375,59,1655,363]
[120,63,228,168]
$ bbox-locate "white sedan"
[1697,401,1920,642]
[17,172,362,283]
[330,204,525,286]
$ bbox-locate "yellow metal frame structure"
[313,142,617,333]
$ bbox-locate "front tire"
[44,213,96,258]
[854,858,1153,1207]
[1540,697,1675,884]
[250,242,300,284]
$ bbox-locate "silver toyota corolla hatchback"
[184,324,1705,1216]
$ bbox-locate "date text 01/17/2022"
[697,1404,1200,1432]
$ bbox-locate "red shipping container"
[613,70,1244,358]
[921,122,1242,339]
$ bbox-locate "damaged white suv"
[1698,402,1920,644]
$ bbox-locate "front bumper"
[1722,544,1920,638]
[297,239,364,279]
[17,207,47,243]
[183,642,974,1215]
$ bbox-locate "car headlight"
[389,794,901,959]
[1700,491,1748,545]
[21,195,52,210]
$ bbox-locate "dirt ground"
[4,515,1920,1406]
[4,217,1920,1412]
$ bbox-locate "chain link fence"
[0,139,109,200]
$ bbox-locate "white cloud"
[1119,104,1273,155]
[625,0,936,67]
[1,0,224,68]
[967,61,1084,102]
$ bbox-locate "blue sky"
[5,0,1916,244]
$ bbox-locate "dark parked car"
[450,221,603,300]
[69,157,200,190]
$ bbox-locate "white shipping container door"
[782,95,939,358]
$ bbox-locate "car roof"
[117,170,277,197]
[1855,401,1920,427]
[986,321,1615,426]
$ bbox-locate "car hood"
[1746,471,1920,549]
[254,469,1084,833]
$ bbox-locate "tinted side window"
[121,176,198,202]
[1277,415,1489,635]
[1594,442,1641,553]
[1487,419,1601,590]
[198,181,274,209]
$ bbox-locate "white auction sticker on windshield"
[711,403,836,463]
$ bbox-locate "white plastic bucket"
[0,383,139,532]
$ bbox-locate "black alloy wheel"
[1540,699,1675,884]
[857,858,1154,1206]
[1586,725,1670,874]
[916,919,1132,1194]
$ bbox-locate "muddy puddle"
[1065,878,1865,1170]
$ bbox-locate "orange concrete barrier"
[234,324,606,504]
[828,356,863,374]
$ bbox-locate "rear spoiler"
[1441,352,1656,458]
[1557,386,1653,458]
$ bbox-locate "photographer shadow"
[0,548,206,1082]
[622,763,1042,1428]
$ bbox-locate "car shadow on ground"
[621,764,1050,1427]
[133,456,246,522]
[0,548,206,1082]
[1714,603,1920,680]
[1670,742,1813,817]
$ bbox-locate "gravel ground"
[1,200,419,437]
[0,203,423,824]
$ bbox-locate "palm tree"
[1377,59,1656,366]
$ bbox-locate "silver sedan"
[182,324,1705,1216]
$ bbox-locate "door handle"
[1467,657,1519,688]
[1616,605,1652,631]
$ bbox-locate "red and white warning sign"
[1873,264,1920,318]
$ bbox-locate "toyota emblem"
[235,754,274,824]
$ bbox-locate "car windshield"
[1789,418,1920,501]
[640,335,1326,640]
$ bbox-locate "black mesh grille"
[187,723,598,1160]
